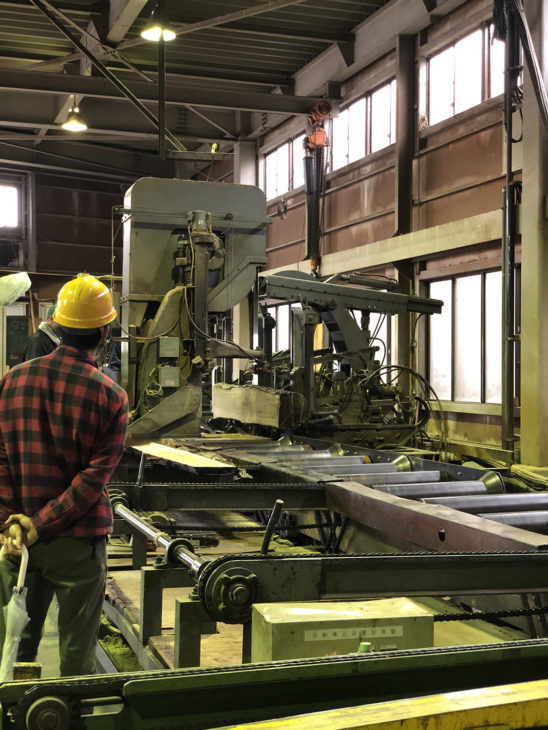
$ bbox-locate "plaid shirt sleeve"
[0,415,17,524]
[32,395,128,538]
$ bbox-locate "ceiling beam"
[32,16,97,146]
[214,23,353,45]
[29,0,311,70]
[107,0,148,44]
[293,0,468,96]
[0,69,325,114]
[0,0,98,15]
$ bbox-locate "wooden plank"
[132,442,231,469]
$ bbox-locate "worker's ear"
[98,325,110,348]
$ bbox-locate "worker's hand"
[3,514,38,552]
[1,522,25,556]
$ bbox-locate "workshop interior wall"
[0,171,124,356]
[35,173,123,275]
[260,0,510,453]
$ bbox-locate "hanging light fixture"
[141,1,176,42]
[61,98,87,132]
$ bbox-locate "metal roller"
[373,481,487,498]
[269,453,363,463]
[237,445,308,454]
[421,493,548,513]
[113,501,206,577]
[269,450,334,460]
[311,463,409,477]
[331,470,441,483]
[479,511,548,535]
[279,456,370,467]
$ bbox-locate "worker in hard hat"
[23,303,61,361]
[0,274,128,676]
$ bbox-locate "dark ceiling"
[0,0,392,180]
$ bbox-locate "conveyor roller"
[337,470,441,484]
[269,455,367,466]
[422,493,548,513]
[235,445,308,454]
[312,464,424,477]
[373,481,488,498]
[478,511,548,534]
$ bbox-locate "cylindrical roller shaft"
[280,456,367,466]
[239,445,308,453]
[479,511,548,535]
[373,481,487,498]
[310,463,402,476]
[334,470,441,484]
[422,493,548,513]
[114,503,205,576]
[268,450,334,460]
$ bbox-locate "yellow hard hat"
[54,274,116,331]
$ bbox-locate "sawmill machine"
[251,270,443,448]
[120,177,267,443]
[120,177,443,448]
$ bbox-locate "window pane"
[348,97,366,163]
[258,156,265,193]
[265,151,278,200]
[276,144,289,197]
[429,280,452,400]
[332,108,349,170]
[0,186,18,227]
[485,271,502,403]
[276,304,290,351]
[489,32,505,98]
[292,135,305,189]
[419,61,427,122]
[454,275,482,401]
[429,46,455,125]
[390,79,397,144]
[455,29,483,114]
[371,82,393,153]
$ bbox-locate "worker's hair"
[59,327,103,350]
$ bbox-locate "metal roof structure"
[0,0,451,179]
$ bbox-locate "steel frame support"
[395,35,415,236]
[108,482,327,511]
[174,598,216,668]
[501,9,519,455]
[0,68,327,116]
[326,481,548,552]
[140,566,194,645]
[28,0,187,152]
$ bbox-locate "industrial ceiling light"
[61,99,87,132]
[141,2,176,42]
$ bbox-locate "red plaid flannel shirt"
[0,346,128,539]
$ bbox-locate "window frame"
[427,268,519,405]
[0,174,25,238]
[422,23,507,128]
[261,134,307,201]
[330,77,397,173]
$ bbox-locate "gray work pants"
[0,536,107,677]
